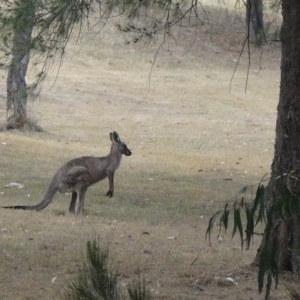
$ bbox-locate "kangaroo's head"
[110,131,132,156]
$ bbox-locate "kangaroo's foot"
[106,190,113,198]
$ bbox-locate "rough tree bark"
[6,0,35,130]
[258,0,300,272]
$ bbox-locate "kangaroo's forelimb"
[106,170,115,197]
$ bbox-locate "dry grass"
[0,3,290,300]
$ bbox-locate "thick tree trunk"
[246,0,264,45]
[6,0,35,129]
[257,0,300,272]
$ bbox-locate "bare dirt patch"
[0,4,288,300]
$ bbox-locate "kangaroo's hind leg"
[76,188,87,215]
[69,191,77,213]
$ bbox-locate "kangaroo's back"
[56,156,109,188]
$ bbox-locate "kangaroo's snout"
[125,148,132,156]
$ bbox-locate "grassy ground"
[0,3,290,300]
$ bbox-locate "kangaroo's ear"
[111,131,120,143]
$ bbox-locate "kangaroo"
[2,131,131,214]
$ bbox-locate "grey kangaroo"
[2,131,132,214]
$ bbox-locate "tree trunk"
[246,0,264,45]
[6,0,35,129]
[257,0,300,272]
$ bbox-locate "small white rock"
[5,182,24,189]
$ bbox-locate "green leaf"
[258,243,269,293]
[222,203,230,233]
[270,242,279,289]
[238,186,248,195]
[258,207,274,295]
[205,210,223,245]
[245,207,254,249]
[256,185,266,226]
[232,205,244,249]
[217,213,223,239]
[252,184,265,215]
[218,203,230,238]
[240,196,245,208]
[236,209,244,249]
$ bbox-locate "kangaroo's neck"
[106,144,122,169]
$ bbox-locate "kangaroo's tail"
[2,179,58,211]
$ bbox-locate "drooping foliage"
[0,0,98,88]
[206,172,300,299]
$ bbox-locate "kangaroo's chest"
[89,162,112,184]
